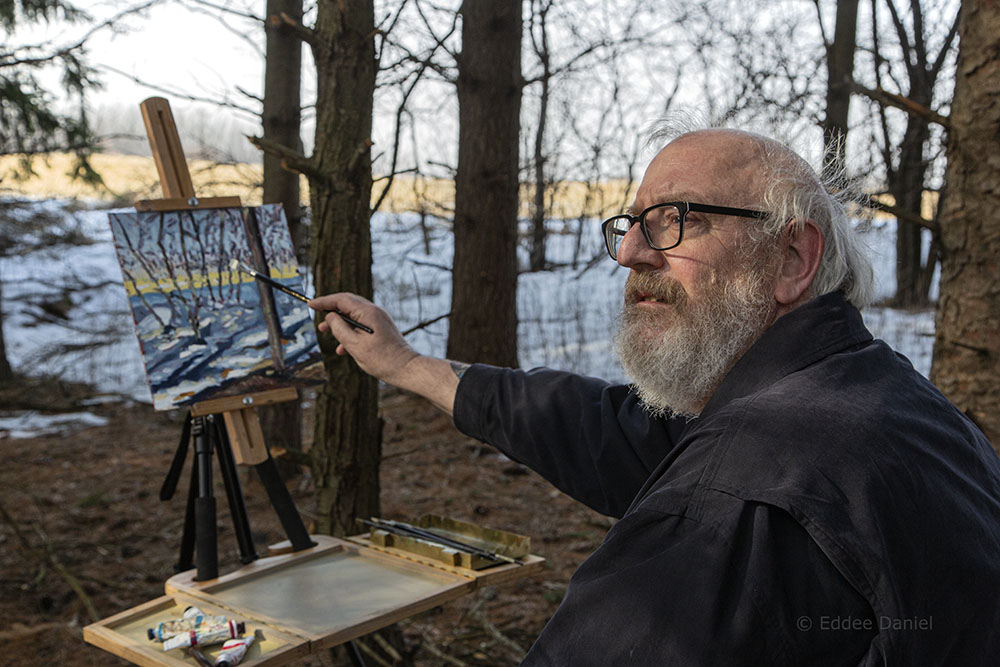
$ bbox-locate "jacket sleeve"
[452,364,686,517]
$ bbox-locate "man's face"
[612,132,780,418]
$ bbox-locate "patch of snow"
[1,200,939,435]
[0,410,110,439]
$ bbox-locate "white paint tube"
[214,631,257,667]
[147,606,231,642]
[162,620,245,652]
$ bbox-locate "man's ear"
[774,219,824,306]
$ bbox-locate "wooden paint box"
[84,534,543,666]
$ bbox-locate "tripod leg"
[211,416,258,564]
[177,459,198,573]
[254,455,316,551]
[161,412,193,501]
[345,640,367,667]
[192,416,218,581]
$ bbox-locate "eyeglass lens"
[604,204,682,259]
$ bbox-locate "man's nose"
[616,223,664,270]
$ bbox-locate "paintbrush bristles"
[231,259,259,277]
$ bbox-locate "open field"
[0,153,635,219]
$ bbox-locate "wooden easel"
[137,97,315,583]
[139,95,297,466]
[137,97,241,212]
[84,96,545,667]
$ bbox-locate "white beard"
[613,264,775,419]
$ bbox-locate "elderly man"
[310,128,1000,665]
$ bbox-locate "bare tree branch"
[851,81,950,129]
[178,0,264,58]
[98,64,260,119]
[275,10,318,48]
[181,0,263,23]
[866,196,940,234]
[247,134,320,180]
[929,6,961,80]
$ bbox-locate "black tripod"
[160,412,315,581]
[160,411,368,666]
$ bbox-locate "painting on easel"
[109,204,323,410]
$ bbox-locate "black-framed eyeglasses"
[601,201,769,260]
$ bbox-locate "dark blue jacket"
[454,293,1000,665]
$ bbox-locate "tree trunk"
[0,280,13,384]
[259,0,305,470]
[447,0,523,367]
[821,0,858,178]
[528,0,552,272]
[308,0,380,537]
[930,0,1000,449]
[889,111,932,308]
[263,0,305,259]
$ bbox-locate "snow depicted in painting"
[108,204,322,410]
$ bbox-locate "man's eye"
[647,209,679,227]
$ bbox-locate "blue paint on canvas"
[108,204,323,410]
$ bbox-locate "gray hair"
[647,118,875,309]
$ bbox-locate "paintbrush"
[230,259,374,334]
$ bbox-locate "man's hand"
[308,293,461,416]
[309,292,418,385]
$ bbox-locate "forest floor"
[0,378,609,666]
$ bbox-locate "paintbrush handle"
[237,261,374,333]
[333,310,375,334]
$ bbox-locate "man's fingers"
[308,292,370,316]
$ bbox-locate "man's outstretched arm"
[308,292,464,416]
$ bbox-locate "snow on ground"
[0,410,109,439]
[0,199,937,435]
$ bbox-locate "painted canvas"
[108,204,323,410]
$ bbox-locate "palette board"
[84,535,544,666]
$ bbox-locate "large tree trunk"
[259,0,305,471]
[308,0,380,537]
[447,0,522,367]
[930,0,1000,449]
[821,0,858,178]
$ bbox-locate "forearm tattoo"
[450,361,470,380]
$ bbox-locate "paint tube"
[147,606,231,642]
[162,620,246,652]
[214,631,257,667]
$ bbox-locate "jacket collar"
[700,292,873,416]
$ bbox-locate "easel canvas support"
[138,97,315,583]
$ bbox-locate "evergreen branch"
[1,0,162,67]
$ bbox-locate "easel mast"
[136,97,241,212]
